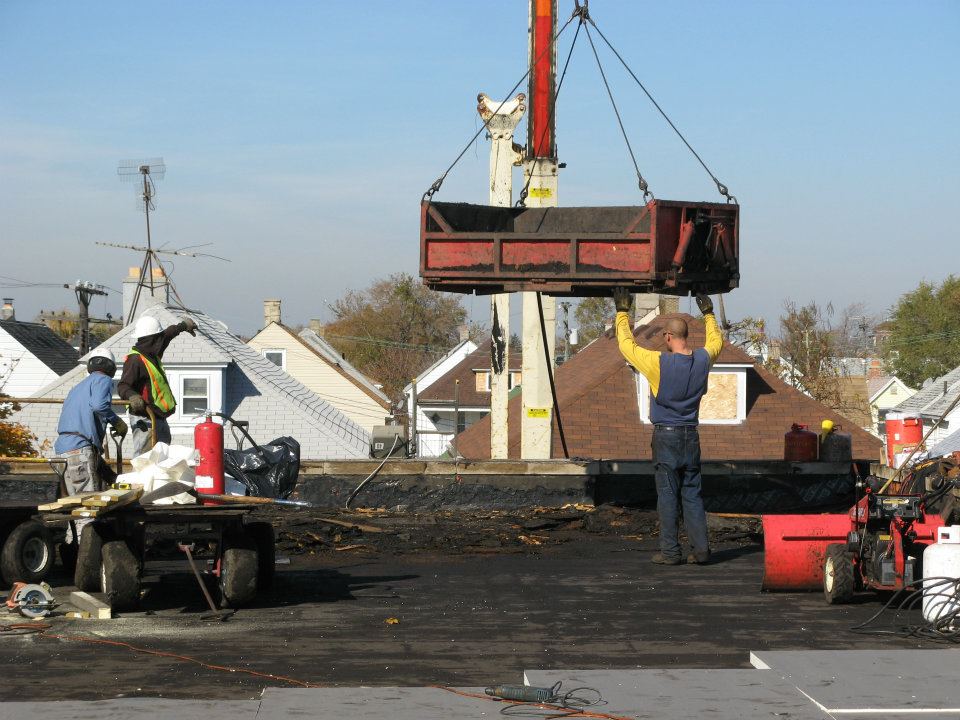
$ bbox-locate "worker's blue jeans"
[652,425,709,560]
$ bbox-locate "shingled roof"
[0,319,79,376]
[456,313,883,462]
[418,340,522,408]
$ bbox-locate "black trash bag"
[223,436,300,499]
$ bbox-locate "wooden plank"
[69,591,111,620]
[81,488,141,508]
[38,492,97,512]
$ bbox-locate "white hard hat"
[133,315,164,340]
[88,347,116,364]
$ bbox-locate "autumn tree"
[574,296,616,347]
[0,397,37,458]
[322,273,470,401]
[884,276,960,387]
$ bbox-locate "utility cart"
[0,500,57,587]
[39,502,275,611]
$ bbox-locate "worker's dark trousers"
[651,425,709,560]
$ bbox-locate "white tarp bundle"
[116,442,200,505]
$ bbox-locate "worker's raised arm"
[696,295,723,364]
[615,311,662,394]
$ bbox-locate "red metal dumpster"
[419,199,739,297]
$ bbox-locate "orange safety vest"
[127,349,176,414]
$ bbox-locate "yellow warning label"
[526,408,550,418]
[529,187,553,198]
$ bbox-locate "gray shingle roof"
[0,320,80,375]
[891,365,960,418]
[929,426,960,457]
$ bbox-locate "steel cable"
[422,12,578,202]
[586,17,736,204]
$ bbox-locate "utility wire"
[586,16,736,203]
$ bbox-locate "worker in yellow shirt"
[613,288,723,565]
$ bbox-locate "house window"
[181,377,209,416]
[479,371,520,392]
[457,411,466,434]
[263,349,286,370]
[890,385,898,396]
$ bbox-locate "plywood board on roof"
[701,372,738,421]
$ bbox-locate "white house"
[890,365,960,448]
[14,303,370,460]
[404,337,478,457]
[1,302,80,397]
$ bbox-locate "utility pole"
[478,93,525,459]
[521,0,558,459]
[67,281,107,355]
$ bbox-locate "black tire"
[823,543,856,605]
[219,530,258,608]
[247,522,275,591]
[75,523,107,592]
[100,540,142,611]
[1,520,55,586]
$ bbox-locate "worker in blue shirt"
[613,288,722,566]
[55,348,128,504]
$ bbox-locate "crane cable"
[421,10,579,202]
[585,13,737,204]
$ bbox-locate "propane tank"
[194,413,224,503]
[819,422,853,463]
[784,423,818,462]
[922,525,960,625]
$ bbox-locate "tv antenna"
[117,158,166,322]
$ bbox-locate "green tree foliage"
[323,273,469,401]
[574,296,616,347]
[885,275,960,387]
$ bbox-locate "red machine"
[194,413,225,503]
[762,461,959,603]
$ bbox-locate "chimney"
[0,298,13,321]
[458,324,470,342]
[264,299,282,327]
[308,319,324,335]
[122,267,170,324]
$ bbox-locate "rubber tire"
[246,522,275,591]
[74,523,107,592]
[823,543,856,605]
[219,531,258,608]
[1,520,55,586]
[100,540,142,611]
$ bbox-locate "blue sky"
[1,1,957,336]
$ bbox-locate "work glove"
[112,417,128,438]
[180,317,198,336]
[695,294,714,316]
[126,394,146,414]
[613,287,633,313]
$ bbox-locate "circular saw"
[5,582,56,618]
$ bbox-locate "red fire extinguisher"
[194,412,224,503]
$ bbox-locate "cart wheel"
[1,520,55,586]
[246,522,275,591]
[823,543,856,605]
[100,540,142,611]
[219,530,258,608]
[75,523,107,592]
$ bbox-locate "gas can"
[194,413,224,502]
[819,425,852,463]
[885,412,923,467]
[922,525,960,624]
[784,424,818,461]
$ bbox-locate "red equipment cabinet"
[194,414,225,503]
[419,199,739,297]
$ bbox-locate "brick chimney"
[1,298,13,321]
[308,319,324,336]
[458,324,470,342]
[263,299,281,328]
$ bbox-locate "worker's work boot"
[687,551,711,565]
[651,553,682,566]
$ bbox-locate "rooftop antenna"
[117,158,166,322]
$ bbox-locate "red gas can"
[194,413,224,503]
[784,423,818,462]
[885,412,923,467]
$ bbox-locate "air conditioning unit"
[370,425,408,459]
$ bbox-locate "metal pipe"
[409,378,418,459]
